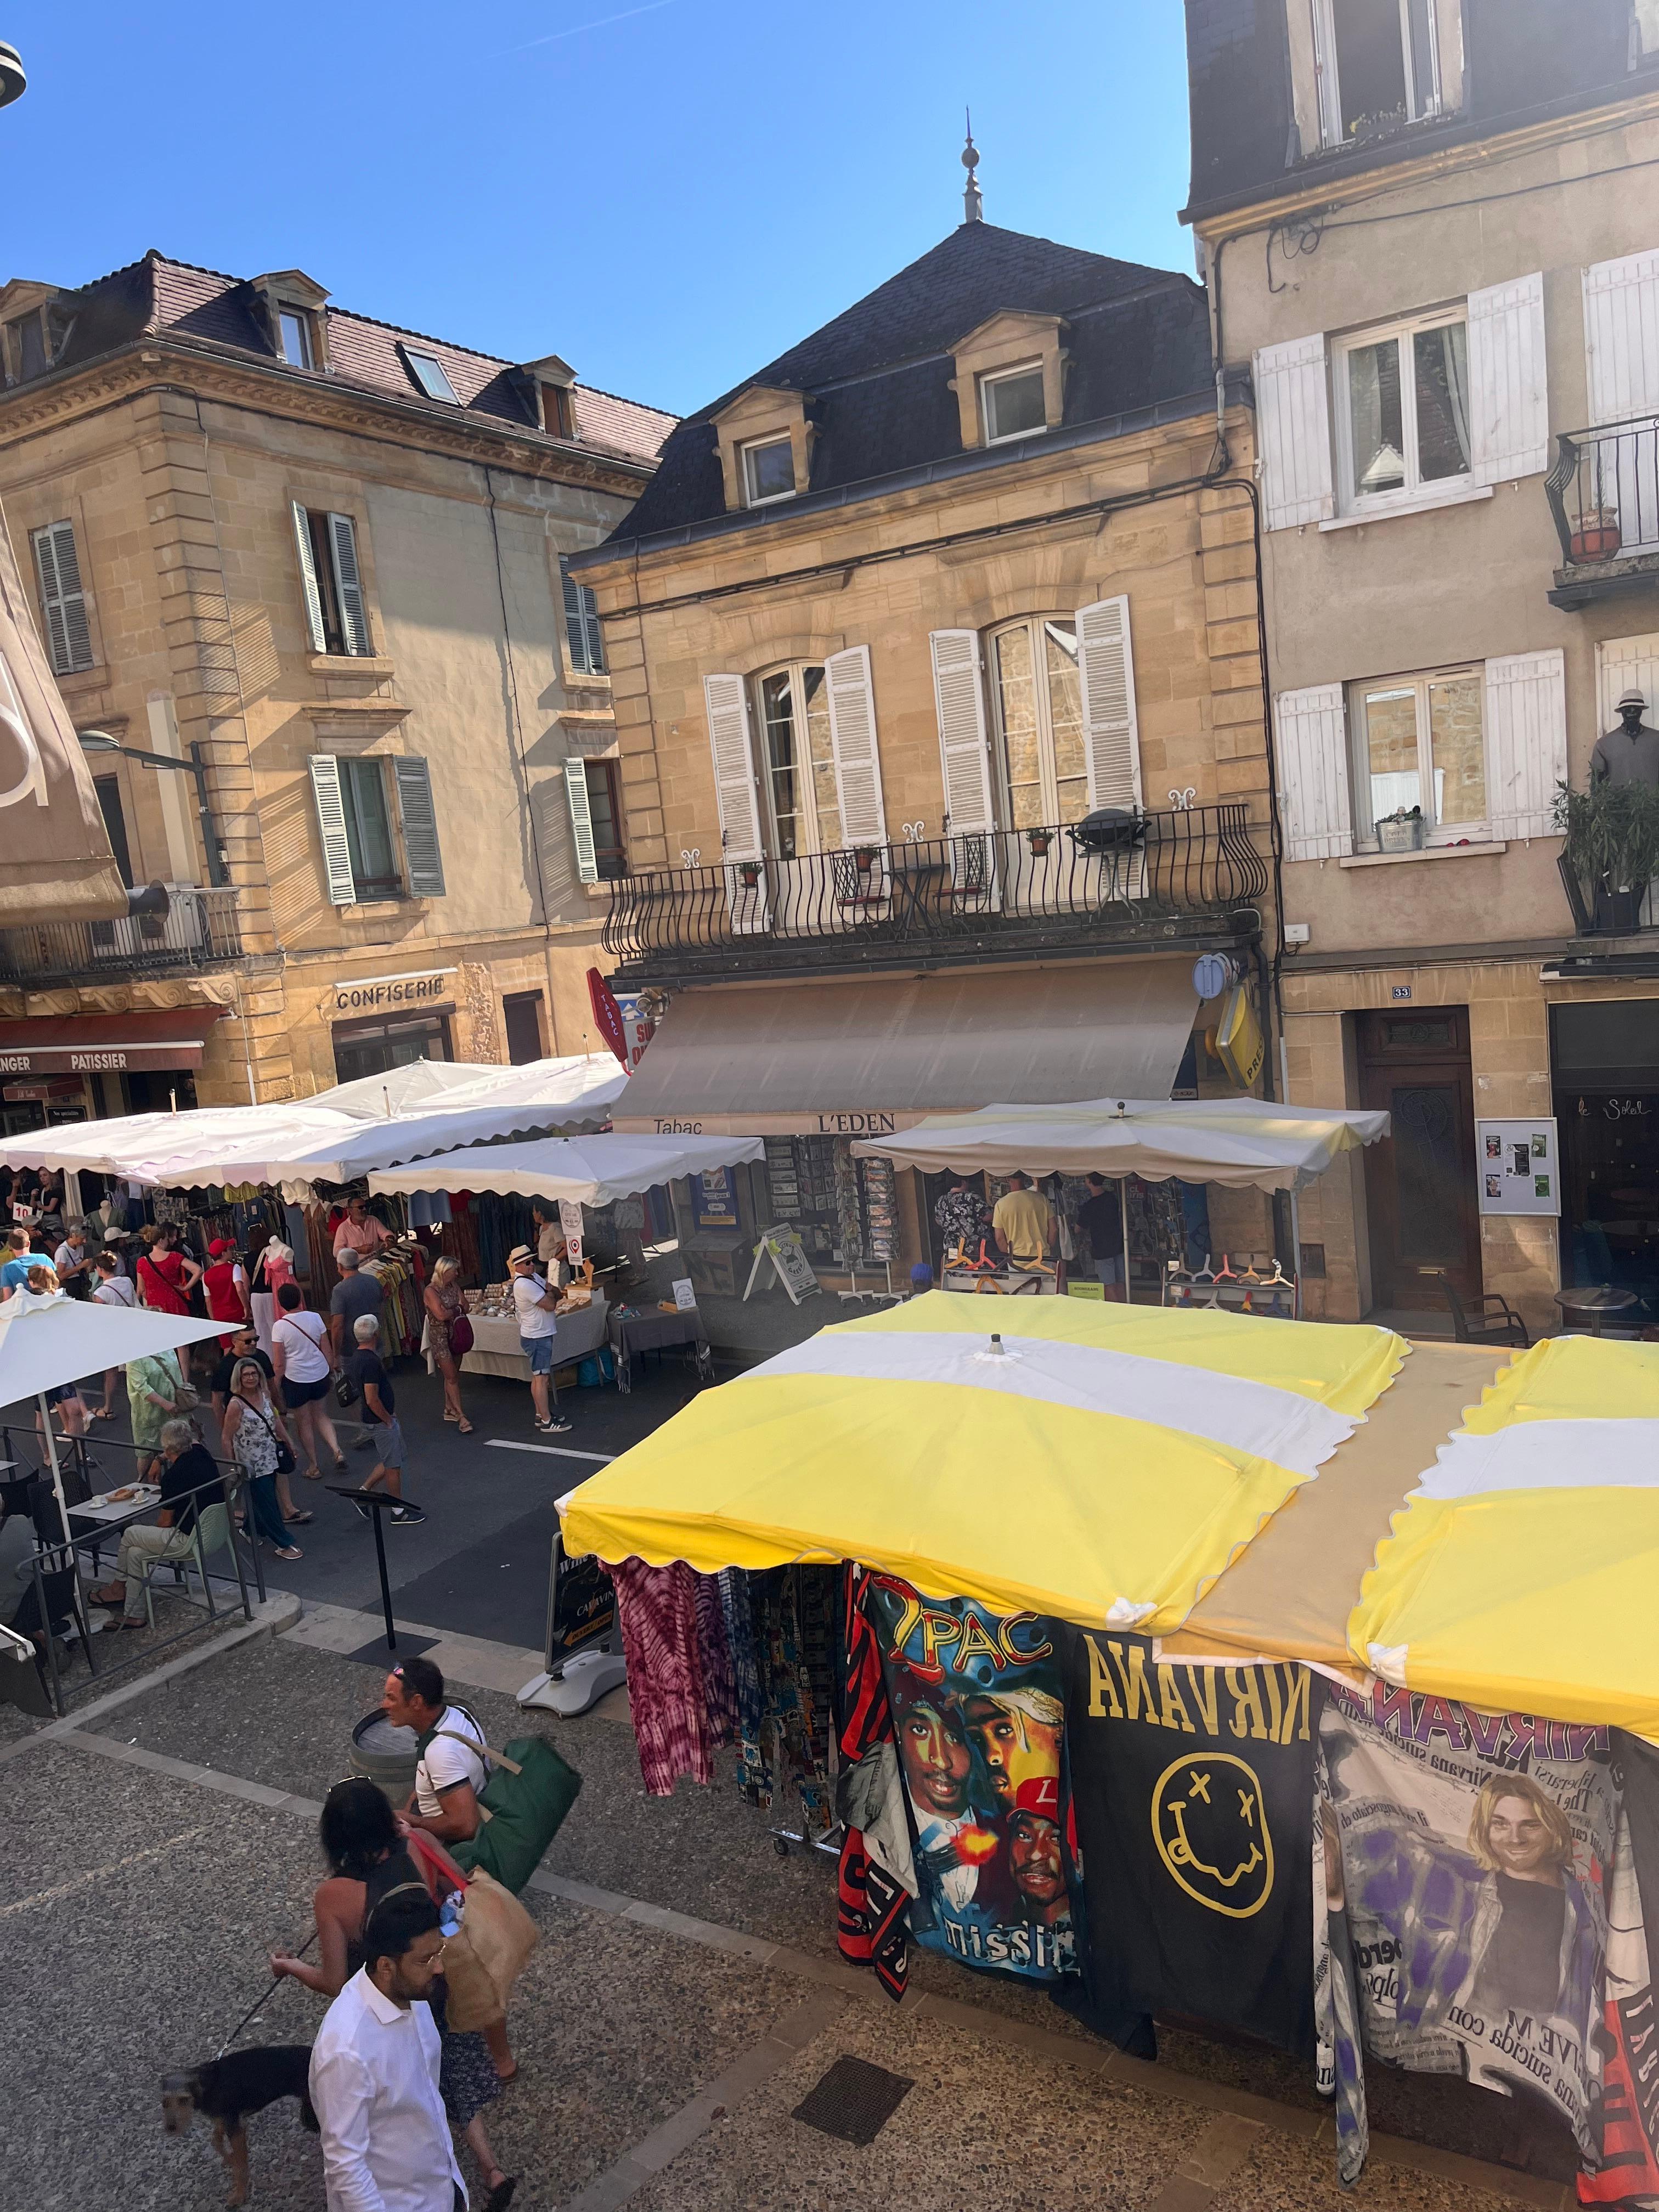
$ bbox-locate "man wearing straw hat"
[509,1245,571,1436]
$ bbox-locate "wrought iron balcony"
[603,806,1267,985]
[1546,418,1659,610]
[0,886,244,987]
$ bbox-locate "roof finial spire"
[961,109,983,224]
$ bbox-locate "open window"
[1334,307,1470,513]
[756,663,840,855]
[292,504,373,657]
[1314,0,1442,143]
[988,618,1088,825]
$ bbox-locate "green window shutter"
[565,760,599,884]
[31,519,93,675]
[308,753,357,904]
[328,512,371,656]
[291,501,327,652]
[393,755,447,897]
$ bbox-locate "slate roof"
[606,221,1212,545]
[1183,0,1652,220]
[33,250,675,468]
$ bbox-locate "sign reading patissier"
[331,968,454,1018]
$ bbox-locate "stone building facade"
[0,253,672,1124]
[1183,0,1659,1331]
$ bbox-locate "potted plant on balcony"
[1570,504,1622,562]
[1375,805,1426,854]
[1025,827,1053,858]
[738,860,762,889]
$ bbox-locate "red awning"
[0,1007,222,1076]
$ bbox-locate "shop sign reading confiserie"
[330,968,454,1018]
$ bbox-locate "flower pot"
[1026,830,1053,858]
[1570,522,1622,561]
[1376,816,1426,854]
[738,862,761,889]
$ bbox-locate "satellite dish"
[0,44,25,110]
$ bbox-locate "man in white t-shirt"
[508,1242,571,1436]
[380,1656,488,1842]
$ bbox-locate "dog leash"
[215,1928,318,2058]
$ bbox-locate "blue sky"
[3,2,1194,418]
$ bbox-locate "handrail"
[1547,418,1659,569]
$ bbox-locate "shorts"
[1093,1256,1125,1286]
[46,1381,80,1406]
[283,1374,331,1407]
[520,1334,556,1376]
[373,1419,405,1469]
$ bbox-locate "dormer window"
[542,384,573,438]
[980,363,1047,445]
[5,308,48,382]
[1313,0,1441,143]
[278,309,314,369]
[742,436,797,506]
[400,346,459,403]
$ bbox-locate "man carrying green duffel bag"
[383,1656,582,1894]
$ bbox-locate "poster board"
[1476,1116,1560,1217]
[558,1196,585,1266]
[742,1225,822,1305]
[545,1530,617,1662]
[691,1167,740,1232]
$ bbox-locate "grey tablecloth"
[606,1306,712,1391]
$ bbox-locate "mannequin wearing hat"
[1590,688,1659,788]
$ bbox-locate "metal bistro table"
[607,1304,713,1393]
[1552,1283,1641,1338]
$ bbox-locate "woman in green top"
[127,1348,186,1482]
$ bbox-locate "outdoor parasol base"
[518,1646,628,1716]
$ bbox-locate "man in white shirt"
[507,1243,570,1436]
[380,1655,489,1846]
[309,1888,465,2212]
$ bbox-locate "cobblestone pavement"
[0,1613,1580,2212]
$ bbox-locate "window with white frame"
[1315,0,1441,142]
[277,308,315,369]
[1335,307,1470,511]
[980,363,1047,445]
[1351,667,1485,842]
[741,436,795,506]
[756,663,839,856]
[989,616,1086,826]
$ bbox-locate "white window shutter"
[565,759,599,885]
[1468,272,1549,483]
[328,512,371,656]
[291,501,327,653]
[1485,650,1567,841]
[1274,685,1352,860]
[1075,596,1141,811]
[703,671,769,933]
[825,645,887,849]
[1596,633,1659,732]
[703,672,764,860]
[31,520,93,675]
[1584,251,1659,426]
[392,755,447,896]
[929,630,996,836]
[1254,335,1334,529]
[308,753,357,904]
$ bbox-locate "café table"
[1551,1284,1640,1338]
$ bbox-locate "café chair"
[137,1500,235,1630]
[1417,1267,1531,1348]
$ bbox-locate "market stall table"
[607,1304,713,1393]
[438,1295,608,1382]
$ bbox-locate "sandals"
[303,1465,324,1482]
[286,1509,314,1526]
[457,1420,474,1435]
[273,1544,303,1561]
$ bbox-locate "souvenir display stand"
[556,1299,1659,2200]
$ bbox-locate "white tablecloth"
[432,1296,609,1381]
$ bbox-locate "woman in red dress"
[202,1236,251,1348]
[136,1223,203,1367]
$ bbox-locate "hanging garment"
[735,1567,838,1836]
[718,1568,764,1748]
[608,1556,716,1796]
[835,1568,915,2002]
[692,1571,737,1748]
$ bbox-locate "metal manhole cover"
[791,2055,914,2146]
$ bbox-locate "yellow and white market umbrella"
[560,1291,1406,1632]
[1348,1336,1659,1728]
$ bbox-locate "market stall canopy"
[311,1053,626,1122]
[610,964,1198,1137]
[0,1100,360,1178]
[560,1293,1407,1630]
[368,1131,764,1206]
[852,1096,1391,1190]
[1347,1336,1659,1730]
[0,1288,224,1408]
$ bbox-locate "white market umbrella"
[851,1096,1390,1192]
[311,1054,627,1119]
[368,1131,764,1206]
[0,1290,226,1538]
[0,1103,360,1178]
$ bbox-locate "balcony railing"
[1546,417,1659,608]
[604,806,1267,983]
[0,887,244,987]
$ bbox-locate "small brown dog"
[161,2044,318,2206]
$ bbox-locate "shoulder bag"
[448,1311,474,1358]
[243,1396,296,1477]
[399,1830,541,2033]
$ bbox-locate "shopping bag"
[403,1832,541,2030]
[428,1726,583,1894]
